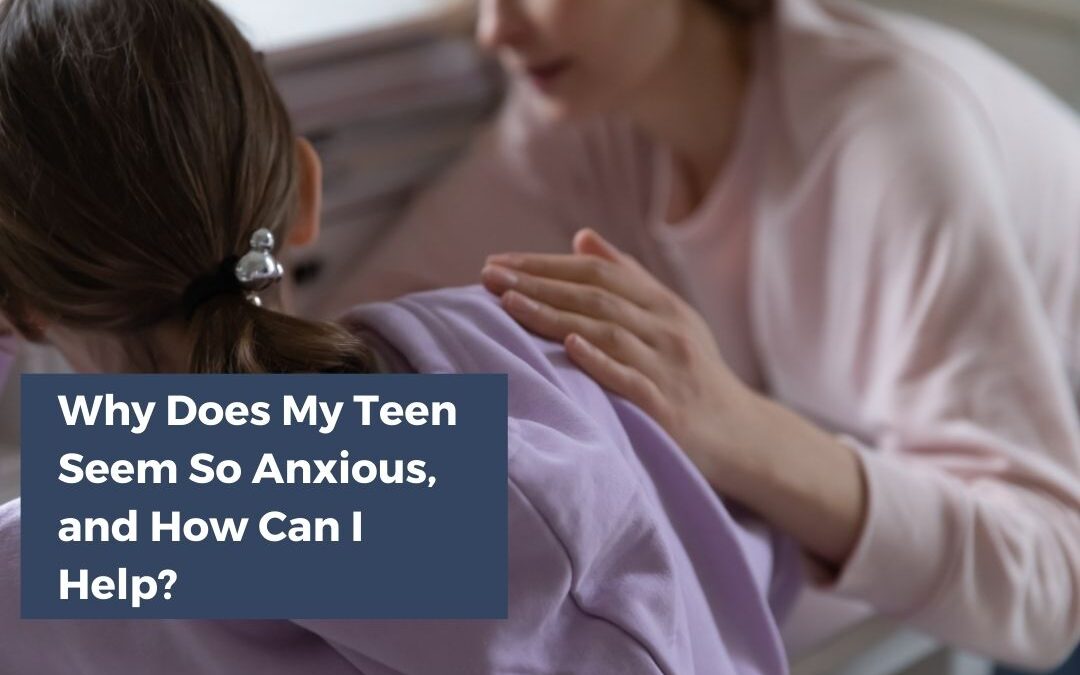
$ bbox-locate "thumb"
[573,228,622,263]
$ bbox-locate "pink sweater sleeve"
[787,75,1080,669]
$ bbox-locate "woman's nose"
[476,0,530,53]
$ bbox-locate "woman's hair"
[0,0,374,373]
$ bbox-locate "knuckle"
[656,293,683,316]
[586,289,615,317]
[580,288,602,314]
[629,374,655,401]
[530,302,556,328]
[663,329,695,362]
[515,274,537,295]
[602,323,630,350]
[585,260,610,285]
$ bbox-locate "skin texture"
[477,0,752,210]
[478,0,868,569]
[476,0,683,120]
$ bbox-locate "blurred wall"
[864,0,1080,109]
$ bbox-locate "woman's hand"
[481,228,867,565]
[480,228,762,483]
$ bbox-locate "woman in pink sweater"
[333,0,1080,668]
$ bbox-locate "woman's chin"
[526,88,600,123]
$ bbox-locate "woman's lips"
[524,58,572,90]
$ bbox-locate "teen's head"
[476,0,768,120]
[0,0,372,373]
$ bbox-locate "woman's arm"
[480,97,1080,667]
[482,231,868,566]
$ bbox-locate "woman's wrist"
[703,392,869,567]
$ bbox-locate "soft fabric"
[328,0,1080,668]
[0,286,798,674]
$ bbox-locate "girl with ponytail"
[0,0,370,376]
[0,1,797,673]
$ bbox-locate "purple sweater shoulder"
[0,286,797,674]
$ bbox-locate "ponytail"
[186,297,376,374]
[0,0,377,375]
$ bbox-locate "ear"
[0,296,47,343]
[287,137,322,249]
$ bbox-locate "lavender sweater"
[0,287,797,674]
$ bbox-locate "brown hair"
[0,0,374,373]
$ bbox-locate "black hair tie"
[180,229,286,319]
[181,255,241,319]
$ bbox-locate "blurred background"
[0,0,1076,673]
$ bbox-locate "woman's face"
[477,0,687,119]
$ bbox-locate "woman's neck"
[625,7,753,218]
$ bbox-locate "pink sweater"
[328,0,1080,668]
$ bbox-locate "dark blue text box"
[21,374,508,619]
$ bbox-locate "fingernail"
[567,334,590,352]
[482,265,518,288]
[504,291,539,313]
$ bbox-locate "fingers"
[486,249,663,312]
[572,228,622,263]
[480,263,662,342]
[485,252,627,293]
[564,333,668,425]
[498,289,663,380]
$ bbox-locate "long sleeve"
[753,67,1080,668]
